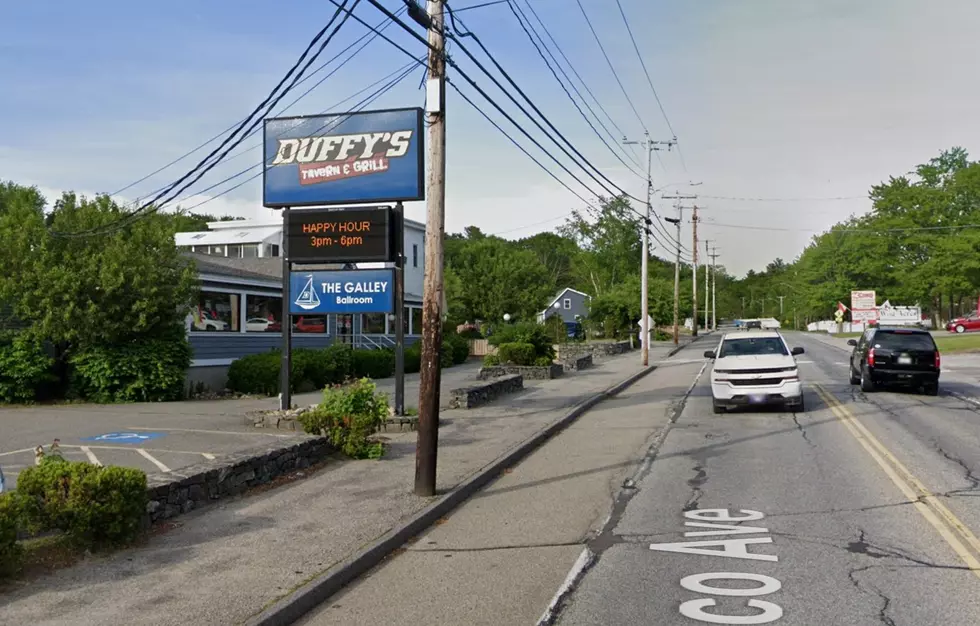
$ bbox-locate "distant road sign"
[81,432,165,445]
[851,290,876,310]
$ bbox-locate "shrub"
[404,343,422,374]
[0,332,56,404]
[488,322,556,361]
[227,351,280,396]
[483,354,501,366]
[497,342,537,366]
[440,342,455,368]
[0,493,23,578]
[69,325,192,402]
[534,356,554,366]
[444,333,471,365]
[299,378,389,459]
[457,327,483,340]
[16,457,146,549]
[352,348,395,379]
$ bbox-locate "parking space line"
[124,426,292,438]
[202,453,216,460]
[80,446,102,466]
[137,449,171,473]
[0,448,37,458]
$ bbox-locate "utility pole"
[662,193,698,345]
[691,206,698,337]
[710,248,719,330]
[703,239,711,332]
[415,0,445,498]
[623,135,675,365]
[777,295,785,318]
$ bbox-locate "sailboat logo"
[294,275,321,311]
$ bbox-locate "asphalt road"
[551,331,980,626]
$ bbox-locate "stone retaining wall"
[561,354,593,372]
[448,374,524,409]
[144,435,331,524]
[555,341,633,361]
[478,363,564,381]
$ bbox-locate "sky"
[2,0,980,276]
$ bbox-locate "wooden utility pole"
[703,239,711,331]
[691,206,699,337]
[661,193,697,345]
[710,248,720,330]
[416,0,446,497]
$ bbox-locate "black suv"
[848,327,940,395]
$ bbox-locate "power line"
[445,13,642,204]
[573,0,648,133]
[506,1,645,179]
[701,221,980,234]
[701,194,866,202]
[519,0,638,161]
[109,4,404,200]
[54,1,362,237]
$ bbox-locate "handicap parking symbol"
[82,432,165,445]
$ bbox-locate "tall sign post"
[262,107,425,413]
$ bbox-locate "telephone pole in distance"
[662,193,698,345]
[703,238,711,332]
[622,134,675,365]
[709,247,720,330]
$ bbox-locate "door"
[337,314,353,346]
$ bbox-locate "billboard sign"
[878,304,921,326]
[852,309,878,323]
[263,108,424,208]
[287,206,397,263]
[850,290,876,310]
[289,269,394,315]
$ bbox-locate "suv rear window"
[719,337,788,357]
[874,331,937,351]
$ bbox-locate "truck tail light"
[868,348,875,368]
[936,351,941,369]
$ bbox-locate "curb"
[245,338,700,626]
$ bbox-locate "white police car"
[704,330,806,414]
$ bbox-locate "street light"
[503,313,511,322]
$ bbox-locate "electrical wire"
[701,195,866,202]
[573,0,648,134]
[444,13,641,204]
[110,4,405,200]
[53,1,361,237]
[506,1,646,179]
[700,221,980,234]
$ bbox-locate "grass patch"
[831,332,864,338]
[935,334,980,353]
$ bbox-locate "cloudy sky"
[3,0,979,275]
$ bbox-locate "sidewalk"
[298,348,709,625]
[0,343,694,626]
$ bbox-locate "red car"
[946,312,980,334]
[293,317,326,333]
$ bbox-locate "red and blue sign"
[290,269,395,315]
[263,107,424,208]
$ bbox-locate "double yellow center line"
[814,383,980,578]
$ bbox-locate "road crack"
[847,564,897,626]
[934,442,980,492]
[792,414,816,448]
[682,463,707,511]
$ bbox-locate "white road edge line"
[202,453,216,461]
[80,446,102,466]
[137,448,171,473]
[535,547,594,626]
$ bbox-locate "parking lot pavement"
[0,428,295,488]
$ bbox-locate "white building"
[175,220,283,258]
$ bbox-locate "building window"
[209,245,226,256]
[563,298,571,310]
[266,244,280,257]
[362,313,386,334]
[243,244,259,258]
[245,295,282,332]
[407,306,422,335]
[190,291,240,332]
[294,315,327,334]
[413,244,418,268]
[226,244,242,258]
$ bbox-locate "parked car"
[848,327,940,395]
[946,312,980,334]
[293,317,326,333]
[704,331,805,414]
[246,318,281,332]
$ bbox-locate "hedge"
[0,493,22,578]
[299,378,389,459]
[488,321,556,361]
[497,342,537,366]
[0,332,55,404]
[15,457,147,550]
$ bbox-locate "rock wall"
[561,354,594,372]
[448,374,524,409]
[144,435,331,524]
[555,341,633,361]
[478,364,564,381]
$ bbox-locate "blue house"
[537,287,591,336]
[178,217,427,390]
